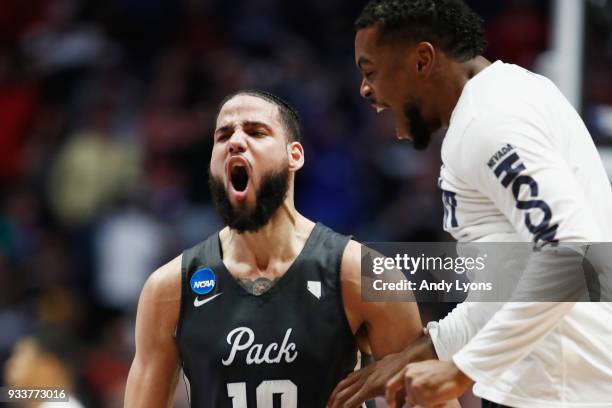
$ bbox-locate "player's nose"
[360,78,373,100]
[228,131,247,154]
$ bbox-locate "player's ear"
[415,41,435,79]
[287,141,304,172]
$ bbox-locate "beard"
[403,101,434,151]
[208,166,290,233]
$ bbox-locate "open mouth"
[371,103,390,114]
[230,163,249,192]
[225,156,251,203]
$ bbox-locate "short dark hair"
[218,90,302,143]
[356,0,486,61]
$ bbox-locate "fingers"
[403,367,419,407]
[328,372,369,408]
[329,380,365,408]
[396,390,407,408]
[342,389,368,408]
[328,371,362,407]
[385,368,406,406]
[343,384,377,408]
[403,364,452,408]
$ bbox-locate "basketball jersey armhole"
[336,239,357,341]
[317,227,355,349]
[176,239,209,347]
[175,249,190,348]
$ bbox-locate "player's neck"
[439,55,491,126]
[223,201,315,272]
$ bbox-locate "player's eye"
[215,133,230,142]
[250,129,267,137]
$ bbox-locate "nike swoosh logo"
[194,292,223,307]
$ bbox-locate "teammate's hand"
[327,351,410,408]
[327,333,437,408]
[386,360,472,408]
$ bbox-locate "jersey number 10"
[227,379,297,407]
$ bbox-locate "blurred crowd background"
[0,0,611,406]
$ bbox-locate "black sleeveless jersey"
[176,223,357,408]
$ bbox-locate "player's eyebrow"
[242,121,273,131]
[357,56,373,70]
[214,121,274,136]
[214,124,233,136]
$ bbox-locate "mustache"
[208,166,290,233]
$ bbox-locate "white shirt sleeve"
[427,301,503,361]
[446,113,601,384]
[458,113,601,244]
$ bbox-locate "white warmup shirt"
[432,60,612,407]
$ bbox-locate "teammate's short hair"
[356,0,487,61]
[218,90,302,143]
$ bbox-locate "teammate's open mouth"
[372,103,390,113]
[230,164,249,192]
[371,102,401,137]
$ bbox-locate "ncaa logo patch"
[190,267,216,295]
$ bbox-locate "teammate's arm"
[448,115,600,385]
[394,115,602,406]
[124,256,183,408]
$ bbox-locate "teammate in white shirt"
[328,0,612,407]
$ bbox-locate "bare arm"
[329,240,429,407]
[124,256,182,408]
[341,240,423,359]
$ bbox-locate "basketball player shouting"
[124,91,426,407]
[329,0,612,407]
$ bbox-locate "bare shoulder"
[340,240,423,359]
[340,239,362,284]
[341,240,395,309]
[143,254,182,300]
[340,240,364,335]
[126,255,183,407]
[340,240,385,287]
[138,254,183,334]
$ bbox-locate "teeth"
[376,106,386,113]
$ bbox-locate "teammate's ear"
[415,41,435,78]
[287,141,305,172]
